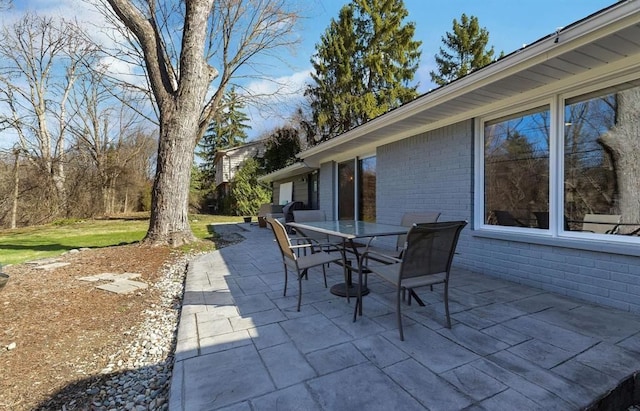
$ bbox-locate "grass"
[0,213,244,266]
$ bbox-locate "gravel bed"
[60,256,189,411]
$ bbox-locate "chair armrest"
[289,243,315,250]
[291,239,343,255]
[361,250,402,266]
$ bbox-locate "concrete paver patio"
[169,223,640,410]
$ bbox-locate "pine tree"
[430,14,498,87]
[197,88,251,185]
[306,0,421,142]
[260,126,302,174]
[231,158,272,217]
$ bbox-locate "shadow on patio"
[169,223,640,410]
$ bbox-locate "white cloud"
[241,69,312,139]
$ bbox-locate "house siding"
[272,175,310,206]
[376,119,640,314]
[214,143,265,188]
[319,162,335,220]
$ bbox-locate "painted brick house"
[260,1,640,313]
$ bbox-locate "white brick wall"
[375,119,640,314]
[319,162,335,220]
[311,119,640,313]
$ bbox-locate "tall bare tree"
[0,14,98,218]
[99,0,300,245]
[599,87,640,229]
[68,63,153,215]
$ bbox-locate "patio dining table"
[287,219,408,298]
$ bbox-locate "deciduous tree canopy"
[101,0,300,245]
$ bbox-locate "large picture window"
[484,106,550,228]
[564,85,640,235]
[479,81,640,239]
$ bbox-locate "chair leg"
[444,281,451,328]
[396,286,404,341]
[283,264,288,297]
[343,259,351,304]
[409,289,425,307]
[297,269,306,312]
[322,264,327,288]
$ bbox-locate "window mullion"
[550,95,561,236]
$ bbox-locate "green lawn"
[0,214,243,266]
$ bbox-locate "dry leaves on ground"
[0,244,179,410]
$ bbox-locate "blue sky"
[244,0,618,139]
[293,0,617,87]
[2,0,619,144]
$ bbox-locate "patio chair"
[395,211,441,256]
[292,210,341,250]
[363,211,441,260]
[357,220,467,341]
[266,217,344,311]
[581,213,621,234]
[534,211,571,230]
[492,210,528,227]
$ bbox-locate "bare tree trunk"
[146,110,199,245]
[11,149,20,229]
[598,87,640,230]
[102,0,299,245]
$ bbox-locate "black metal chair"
[266,217,343,311]
[493,210,528,227]
[356,221,467,341]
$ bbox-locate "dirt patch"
[0,244,182,410]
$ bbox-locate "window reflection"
[564,85,640,235]
[359,157,376,222]
[484,107,550,227]
[338,160,355,220]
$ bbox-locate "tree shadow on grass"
[0,241,140,253]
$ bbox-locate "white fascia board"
[258,162,316,183]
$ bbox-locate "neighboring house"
[213,140,265,203]
[260,1,640,314]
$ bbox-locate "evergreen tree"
[231,158,272,217]
[306,0,421,142]
[197,88,251,185]
[430,14,498,86]
[260,126,302,174]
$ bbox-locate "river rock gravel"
[60,255,188,411]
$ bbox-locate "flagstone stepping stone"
[78,272,141,282]
[34,262,71,271]
[25,257,63,265]
[96,279,148,294]
[78,272,146,294]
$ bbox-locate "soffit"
[258,162,316,183]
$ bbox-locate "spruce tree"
[197,87,251,185]
[307,0,421,142]
[430,14,498,86]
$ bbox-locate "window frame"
[334,154,376,221]
[474,80,640,247]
